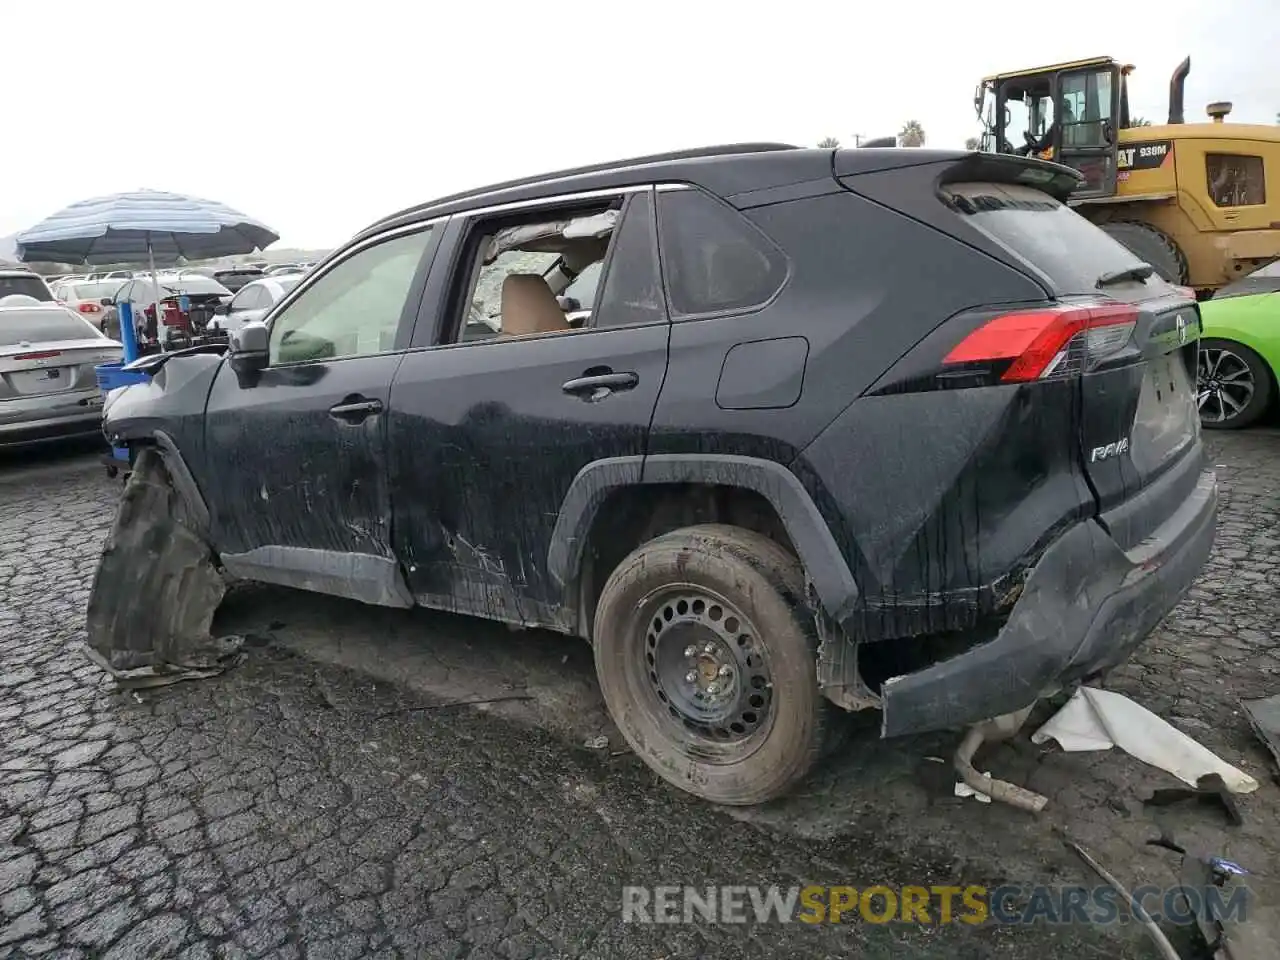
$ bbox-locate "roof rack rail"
[369,142,801,232]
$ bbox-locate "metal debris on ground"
[1143,773,1245,826]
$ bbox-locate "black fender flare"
[547,453,860,622]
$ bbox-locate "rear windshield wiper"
[1096,263,1155,288]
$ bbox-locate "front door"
[387,188,669,629]
[201,223,440,606]
[1055,65,1120,198]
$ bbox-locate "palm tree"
[963,136,981,151]
[898,120,926,147]
[817,136,841,148]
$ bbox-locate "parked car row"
[45,259,317,292]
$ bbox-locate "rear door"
[950,182,1204,548]
[387,187,670,628]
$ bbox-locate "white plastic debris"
[1032,686,1259,794]
[954,776,993,803]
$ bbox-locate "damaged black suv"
[91,144,1217,805]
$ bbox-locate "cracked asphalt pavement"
[2,432,1279,959]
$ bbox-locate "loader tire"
[1100,221,1188,285]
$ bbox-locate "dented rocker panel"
[219,546,414,608]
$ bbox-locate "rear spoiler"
[834,149,1085,203]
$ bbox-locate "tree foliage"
[817,136,841,148]
[963,136,981,151]
[898,120,926,147]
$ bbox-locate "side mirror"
[229,321,269,382]
[100,297,114,306]
[213,302,229,315]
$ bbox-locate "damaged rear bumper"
[879,469,1218,737]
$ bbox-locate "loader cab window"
[1059,69,1113,148]
[998,78,1055,157]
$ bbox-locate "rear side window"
[594,191,666,328]
[0,276,53,302]
[0,309,100,345]
[656,188,787,317]
[945,182,1158,297]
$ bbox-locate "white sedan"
[208,275,303,333]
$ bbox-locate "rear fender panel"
[794,378,1095,642]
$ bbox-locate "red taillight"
[14,350,62,361]
[78,302,101,314]
[944,303,1138,383]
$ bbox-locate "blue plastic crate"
[95,361,151,393]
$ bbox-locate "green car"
[1198,261,1280,429]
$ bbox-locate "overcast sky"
[4,0,1277,249]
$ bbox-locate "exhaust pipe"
[1168,56,1191,125]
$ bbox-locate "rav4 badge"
[1090,438,1130,462]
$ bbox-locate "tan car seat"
[501,274,568,337]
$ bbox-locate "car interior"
[459,202,619,343]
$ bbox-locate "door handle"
[561,371,639,400]
[328,397,383,423]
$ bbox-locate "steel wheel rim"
[1197,346,1255,423]
[631,585,775,761]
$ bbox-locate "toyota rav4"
[88,143,1217,805]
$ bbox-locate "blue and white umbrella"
[15,189,279,361]
[14,189,278,265]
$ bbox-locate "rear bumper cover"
[880,468,1217,737]
[0,393,105,448]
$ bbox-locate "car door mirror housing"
[213,302,228,315]
[229,321,270,380]
[100,297,114,306]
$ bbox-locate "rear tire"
[1198,338,1273,429]
[593,524,829,805]
[1100,221,1187,284]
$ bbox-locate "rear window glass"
[73,281,124,300]
[945,182,1160,296]
[0,275,53,302]
[0,309,100,345]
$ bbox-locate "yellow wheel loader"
[976,56,1280,297]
